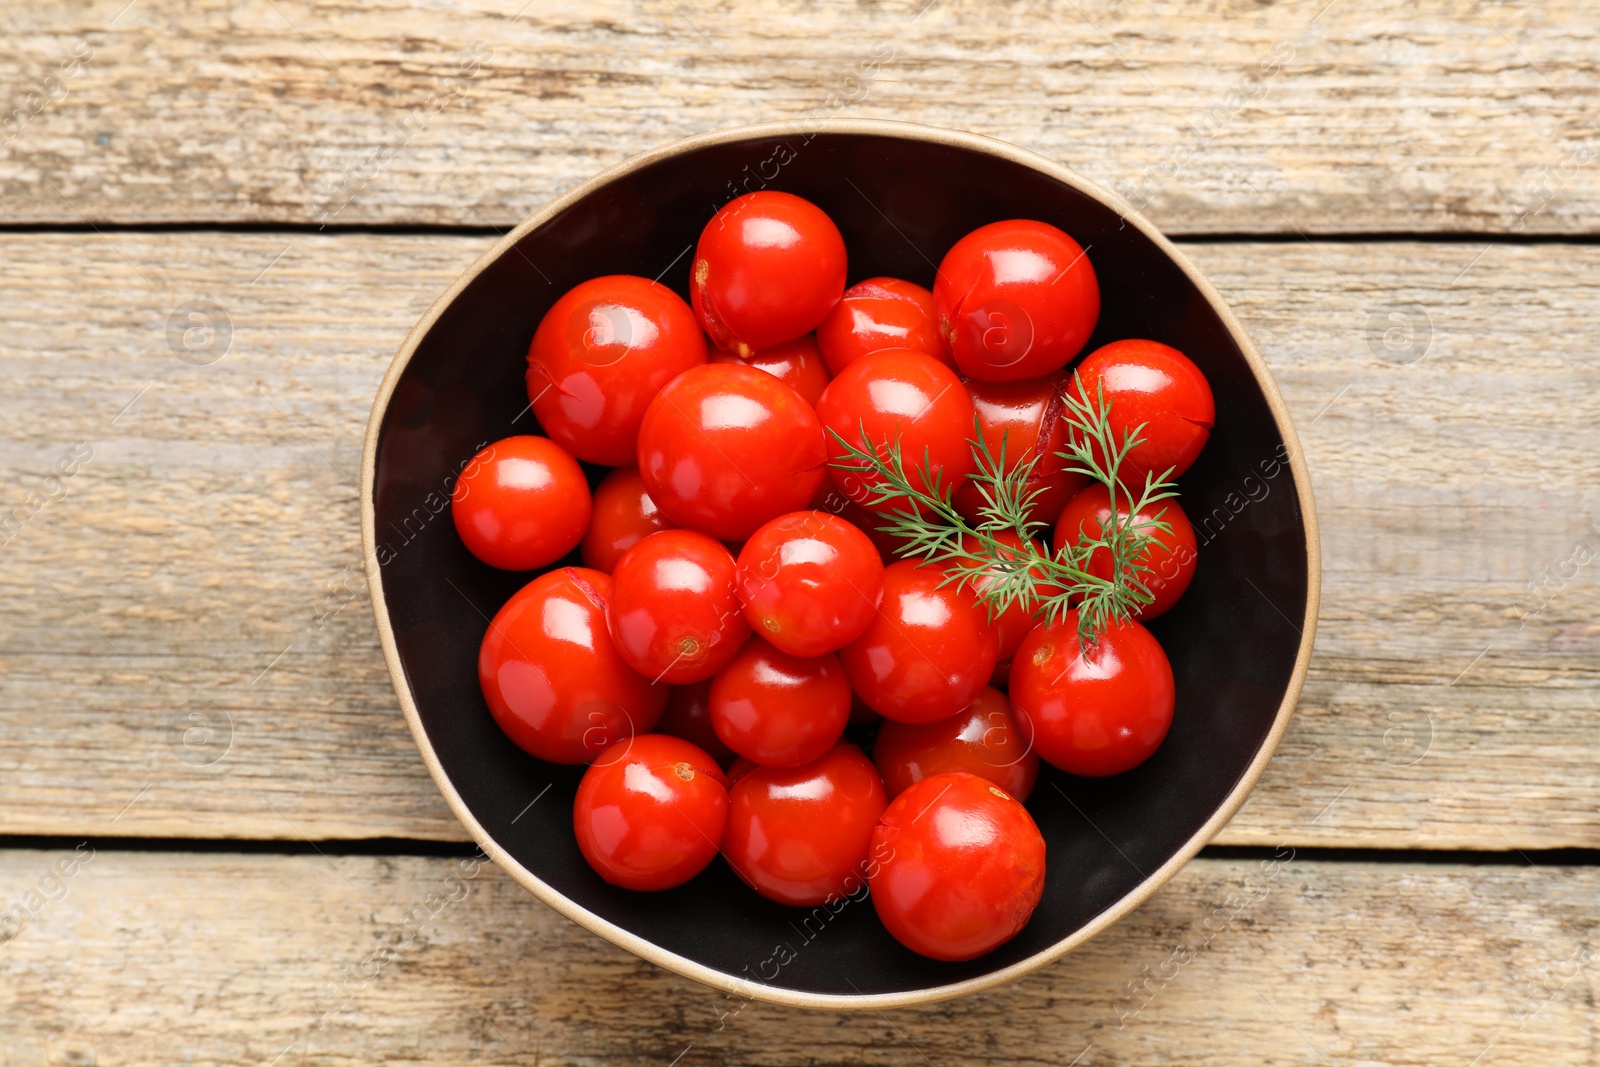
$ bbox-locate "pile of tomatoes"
[452,190,1215,962]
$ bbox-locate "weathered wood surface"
[2,0,1598,234]
[0,849,1595,1065]
[0,231,1595,849]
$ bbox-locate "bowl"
[360,119,1319,1009]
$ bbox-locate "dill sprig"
[825,373,1180,646]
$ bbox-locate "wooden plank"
[0,232,1596,848]
[2,0,1598,233]
[0,849,1595,1064]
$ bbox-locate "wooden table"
[3,2,1597,1063]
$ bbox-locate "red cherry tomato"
[873,687,1038,801]
[478,567,665,764]
[815,350,975,513]
[840,560,998,724]
[933,220,1099,383]
[722,745,887,906]
[1011,611,1175,776]
[527,275,707,465]
[1066,339,1215,483]
[1053,484,1198,620]
[691,191,847,356]
[573,734,729,891]
[958,529,1062,661]
[451,436,591,571]
[607,530,750,685]
[709,637,850,767]
[656,680,738,767]
[868,772,1046,961]
[581,466,672,574]
[816,277,953,375]
[735,510,885,657]
[637,363,826,541]
[952,374,1087,527]
[710,333,831,407]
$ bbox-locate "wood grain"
[0,848,1595,1065]
[0,232,1596,849]
[1,0,1598,233]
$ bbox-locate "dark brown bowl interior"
[368,127,1311,1002]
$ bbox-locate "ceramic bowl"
[361,119,1319,1010]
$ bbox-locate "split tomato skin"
[722,744,888,907]
[691,191,847,356]
[868,771,1046,961]
[1011,611,1176,777]
[573,734,729,891]
[607,530,751,685]
[1067,339,1215,483]
[1053,485,1198,621]
[736,510,885,657]
[840,560,999,724]
[816,277,953,375]
[952,374,1087,527]
[637,363,827,541]
[934,219,1100,383]
[527,275,707,465]
[581,466,672,574]
[873,687,1039,801]
[710,333,831,407]
[815,349,975,513]
[709,637,851,768]
[451,436,591,571]
[478,567,666,764]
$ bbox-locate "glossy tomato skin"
[451,436,591,571]
[1011,611,1175,776]
[722,745,888,907]
[873,687,1039,801]
[607,530,751,685]
[1053,485,1198,620]
[933,220,1100,383]
[478,567,666,764]
[709,637,850,767]
[868,772,1046,961]
[736,510,885,657]
[815,350,975,512]
[573,734,729,891]
[1067,339,1215,483]
[840,560,999,724]
[952,374,1087,527]
[816,277,953,375]
[637,363,827,541]
[527,275,707,465]
[656,680,738,767]
[691,191,847,356]
[581,466,672,573]
[710,333,831,407]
